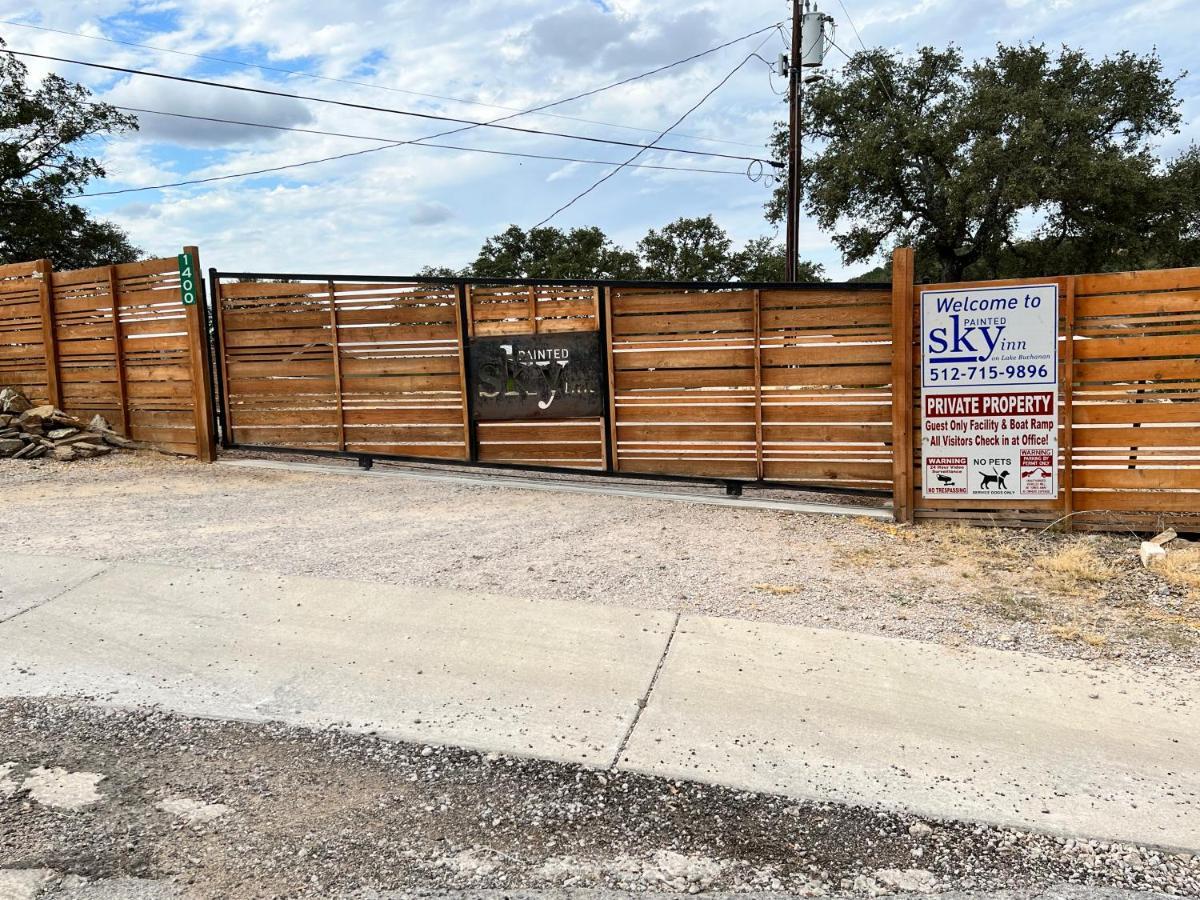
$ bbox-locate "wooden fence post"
[453,282,474,462]
[182,246,217,462]
[752,288,764,481]
[106,265,130,435]
[890,247,916,524]
[34,259,62,409]
[1060,276,1076,531]
[326,280,345,451]
[604,286,620,473]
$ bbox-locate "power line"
[533,29,778,228]
[826,36,894,102]
[106,105,747,178]
[0,18,773,150]
[833,0,871,56]
[0,47,780,168]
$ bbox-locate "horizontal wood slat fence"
[213,274,896,489]
[9,249,1196,534]
[0,249,215,459]
[213,260,1200,531]
[893,249,1200,531]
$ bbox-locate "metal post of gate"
[207,267,232,450]
[597,285,616,473]
[455,280,479,462]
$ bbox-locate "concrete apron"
[1,554,1197,853]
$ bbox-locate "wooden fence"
[892,249,1200,531]
[8,250,1195,533]
[0,249,215,459]
[213,274,896,489]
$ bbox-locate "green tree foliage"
[732,235,825,282]
[469,224,642,279]
[768,44,1189,280]
[0,38,141,268]
[637,214,734,281]
[462,218,825,282]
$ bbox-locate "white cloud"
[3,0,1197,279]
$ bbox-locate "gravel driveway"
[2,452,1197,671]
[1,698,1196,898]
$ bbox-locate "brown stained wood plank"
[535,317,601,334]
[762,460,893,481]
[0,260,39,278]
[757,288,891,309]
[616,404,754,424]
[761,402,891,423]
[35,259,61,408]
[472,319,535,337]
[611,291,757,315]
[615,368,757,391]
[231,427,342,444]
[760,364,892,387]
[1074,468,1200,489]
[452,282,472,461]
[1073,490,1200,512]
[752,289,764,479]
[1072,333,1200,360]
[477,419,604,440]
[342,425,465,442]
[761,343,892,367]
[1075,289,1200,317]
[611,310,755,336]
[477,441,603,461]
[1075,266,1200,297]
[617,424,758,442]
[218,281,341,300]
[891,247,915,524]
[338,374,464,393]
[760,305,891,329]
[1071,426,1200,447]
[327,281,345,451]
[1072,402,1200,424]
[616,456,757,479]
[1074,358,1200,383]
[603,286,622,473]
[763,423,892,441]
[1061,277,1076,530]
[344,442,467,459]
[105,265,131,436]
[615,348,756,369]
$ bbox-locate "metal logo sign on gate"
[920,283,1059,500]
[468,331,605,421]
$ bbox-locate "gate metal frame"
[207,269,895,499]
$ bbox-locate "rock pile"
[0,386,136,462]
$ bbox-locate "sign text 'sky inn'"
[468,332,605,421]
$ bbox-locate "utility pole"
[784,0,803,282]
[784,1,832,282]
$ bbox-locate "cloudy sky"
[3,0,1197,279]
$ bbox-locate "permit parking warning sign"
[920,283,1059,500]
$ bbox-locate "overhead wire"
[532,27,780,227]
[111,105,749,175]
[0,18,772,149]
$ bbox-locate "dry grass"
[1033,544,1113,594]
[752,583,799,595]
[1049,624,1108,647]
[1155,546,1200,597]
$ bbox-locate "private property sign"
[920,283,1059,500]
